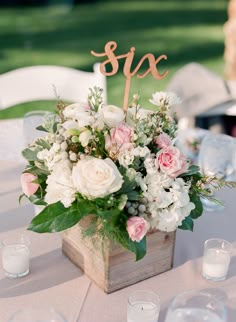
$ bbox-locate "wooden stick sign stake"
[91,41,169,112]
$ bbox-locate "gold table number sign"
[91,41,169,111]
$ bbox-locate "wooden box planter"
[62,219,176,293]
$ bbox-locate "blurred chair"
[167,63,236,136]
[0,63,107,163]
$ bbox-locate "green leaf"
[190,194,203,219]
[29,195,47,206]
[128,237,146,261]
[96,208,120,219]
[179,216,194,231]
[28,200,95,233]
[18,194,25,204]
[127,190,140,201]
[119,178,137,195]
[36,125,48,132]
[52,122,59,133]
[22,147,40,161]
[23,165,49,176]
[180,165,200,177]
[35,138,51,149]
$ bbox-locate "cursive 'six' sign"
[91,41,169,111]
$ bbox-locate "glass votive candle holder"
[127,290,160,322]
[1,235,30,278]
[164,290,227,322]
[202,238,232,281]
[8,307,67,322]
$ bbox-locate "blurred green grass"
[0,0,228,118]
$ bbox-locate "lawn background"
[0,0,229,118]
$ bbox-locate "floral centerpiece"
[20,88,230,261]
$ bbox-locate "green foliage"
[128,237,147,261]
[189,194,203,219]
[180,165,200,177]
[34,138,51,149]
[179,216,194,232]
[36,125,48,132]
[28,200,96,233]
[22,147,41,161]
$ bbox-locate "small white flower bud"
[69,152,77,161]
[61,141,68,150]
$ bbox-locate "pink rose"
[21,173,39,197]
[156,146,188,178]
[155,133,172,149]
[126,217,149,242]
[105,122,133,152]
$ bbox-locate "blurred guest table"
[0,161,236,321]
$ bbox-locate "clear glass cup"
[202,238,232,281]
[1,235,30,278]
[8,307,67,322]
[23,110,52,146]
[127,290,160,322]
[165,290,227,322]
[198,133,235,212]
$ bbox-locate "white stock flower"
[45,160,76,208]
[118,150,134,168]
[133,146,151,158]
[93,112,105,130]
[100,105,125,128]
[149,92,181,108]
[72,156,123,199]
[79,129,93,147]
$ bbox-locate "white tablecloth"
[0,161,236,321]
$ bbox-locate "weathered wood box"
[62,221,176,293]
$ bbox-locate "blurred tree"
[0,0,48,5]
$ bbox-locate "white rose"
[63,102,89,119]
[63,103,94,128]
[101,105,125,128]
[45,160,76,208]
[79,129,92,147]
[72,156,123,199]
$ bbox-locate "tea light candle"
[2,244,30,278]
[202,239,232,281]
[127,301,159,322]
[127,291,160,322]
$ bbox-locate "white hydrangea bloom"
[45,160,76,208]
[135,172,147,192]
[156,202,195,232]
